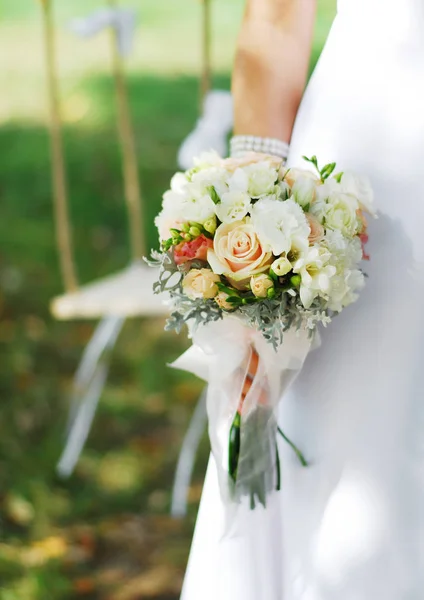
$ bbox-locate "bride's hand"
[241,350,260,400]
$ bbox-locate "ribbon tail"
[57,315,124,477]
[171,388,208,518]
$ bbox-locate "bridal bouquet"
[148,151,374,510]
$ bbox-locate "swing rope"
[201,0,212,107]
[108,0,146,260]
[41,0,78,292]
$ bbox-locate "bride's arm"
[232,0,316,143]
[234,0,316,397]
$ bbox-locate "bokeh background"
[0,1,336,598]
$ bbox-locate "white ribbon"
[70,8,136,57]
[171,388,208,517]
[57,315,124,477]
[177,90,233,170]
[171,318,314,513]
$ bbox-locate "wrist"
[230,135,289,160]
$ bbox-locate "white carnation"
[244,161,279,197]
[215,191,251,223]
[190,166,229,198]
[170,172,189,194]
[193,150,222,168]
[326,269,365,312]
[251,197,311,256]
[160,185,215,225]
[324,230,363,271]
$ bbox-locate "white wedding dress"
[181,1,424,598]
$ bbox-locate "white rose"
[182,268,220,300]
[324,192,361,237]
[244,161,278,197]
[340,171,376,216]
[250,273,274,298]
[293,246,337,309]
[271,256,292,277]
[251,197,311,256]
[291,176,317,208]
[215,190,251,224]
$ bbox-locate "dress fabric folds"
[181,1,424,598]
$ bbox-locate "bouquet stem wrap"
[172,318,314,510]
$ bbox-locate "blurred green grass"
[0,1,336,598]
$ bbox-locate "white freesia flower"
[340,171,376,216]
[271,256,292,277]
[215,190,251,223]
[251,197,311,256]
[293,246,337,309]
[291,176,317,208]
[244,161,278,197]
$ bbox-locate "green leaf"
[334,171,344,183]
[227,296,243,306]
[207,185,221,205]
[320,162,336,180]
[302,155,320,176]
[216,282,238,296]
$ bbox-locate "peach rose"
[223,152,282,173]
[306,213,325,244]
[174,234,213,265]
[280,167,318,188]
[215,291,234,310]
[250,274,274,298]
[207,219,273,290]
[182,268,220,300]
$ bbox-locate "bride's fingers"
[248,350,259,379]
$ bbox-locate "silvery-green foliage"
[145,250,183,294]
[165,292,223,334]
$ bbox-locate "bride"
[181,0,424,598]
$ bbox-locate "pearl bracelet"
[230,135,290,160]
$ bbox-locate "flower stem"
[275,443,281,491]
[277,427,308,467]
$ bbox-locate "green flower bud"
[189,226,202,237]
[203,215,217,235]
[290,275,301,288]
